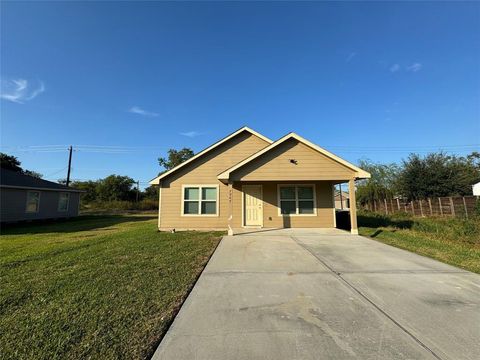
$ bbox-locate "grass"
[81,199,158,212]
[0,215,223,359]
[358,211,480,273]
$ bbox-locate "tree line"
[0,153,43,178]
[356,152,480,206]
[3,149,479,208]
[0,149,194,208]
[67,148,194,206]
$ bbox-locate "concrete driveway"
[153,229,480,360]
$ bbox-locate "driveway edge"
[149,234,226,359]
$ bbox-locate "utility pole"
[136,180,140,202]
[66,145,73,187]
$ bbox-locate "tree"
[0,152,42,178]
[397,152,480,200]
[467,151,480,169]
[143,185,159,200]
[158,148,194,172]
[23,170,43,178]
[96,175,136,202]
[356,159,400,205]
[0,153,22,172]
[69,180,98,203]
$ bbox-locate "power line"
[2,144,478,154]
[44,166,68,177]
[3,143,479,150]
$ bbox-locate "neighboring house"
[473,181,480,196]
[334,190,350,210]
[149,127,370,235]
[0,169,82,223]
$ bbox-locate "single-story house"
[334,190,350,210]
[0,169,82,223]
[149,127,370,235]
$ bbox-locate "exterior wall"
[230,138,355,181]
[335,199,350,209]
[159,131,270,230]
[0,188,80,222]
[232,181,335,229]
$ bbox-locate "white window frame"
[58,192,70,212]
[181,184,219,217]
[277,184,317,216]
[25,191,41,213]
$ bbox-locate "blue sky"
[1,1,479,187]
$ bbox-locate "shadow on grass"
[0,215,155,235]
[358,213,414,229]
[370,229,383,238]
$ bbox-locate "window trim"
[58,192,70,212]
[181,184,219,217]
[277,184,317,216]
[25,191,41,213]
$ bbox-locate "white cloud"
[346,52,357,63]
[180,131,202,138]
[128,106,159,117]
[0,78,45,103]
[406,63,423,72]
[28,82,45,100]
[390,64,400,73]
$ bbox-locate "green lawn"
[0,216,223,360]
[358,212,480,273]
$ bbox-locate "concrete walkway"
[153,229,480,360]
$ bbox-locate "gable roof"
[218,132,371,180]
[149,126,273,185]
[0,168,83,192]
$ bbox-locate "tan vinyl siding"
[230,138,355,181]
[159,131,270,229]
[232,181,334,228]
[231,183,244,228]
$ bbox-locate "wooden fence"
[362,196,479,219]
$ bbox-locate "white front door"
[243,185,263,226]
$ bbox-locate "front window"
[26,191,40,213]
[279,185,315,215]
[58,193,70,212]
[183,186,218,215]
[279,186,296,214]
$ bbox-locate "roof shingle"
[0,169,82,192]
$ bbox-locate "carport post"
[348,179,358,235]
[227,182,234,235]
